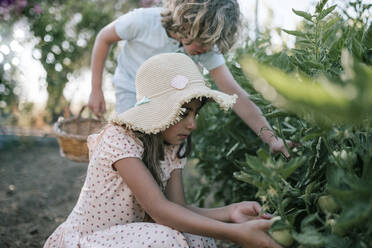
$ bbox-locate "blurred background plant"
[0,0,161,126]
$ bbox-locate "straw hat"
[111,53,237,134]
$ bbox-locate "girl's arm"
[88,22,121,116]
[165,169,230,221]
[114,158,280,248]
[165,169,269,223]
[209,64,292,158]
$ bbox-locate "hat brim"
[110,83,237,134]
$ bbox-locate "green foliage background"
[0,0,144,123]
[192,0,372,247]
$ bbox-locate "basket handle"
[77,105,87,118]
[77,105,105,121]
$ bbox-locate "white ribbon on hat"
[134,75,206,107]
[135,96,150,106]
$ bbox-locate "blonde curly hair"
[161,0,241,54]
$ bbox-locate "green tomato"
[318,195,340,214]
[270,229,294,247]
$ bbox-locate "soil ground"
[0,135,236,248]
[0,135,86,247]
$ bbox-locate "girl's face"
[162,99,202,145]
[181,39,213,56]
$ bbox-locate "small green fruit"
[270,229,294,247]
[318,195,340,214]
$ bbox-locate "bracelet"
[258,127,277,140]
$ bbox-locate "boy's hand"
[268,137,296,160]
[229,201,272,223]
[88,89,106,117]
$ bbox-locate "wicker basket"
[54,106,106,162]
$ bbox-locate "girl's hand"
[229,201,272,223]
[234,219,282,248]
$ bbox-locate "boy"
[88,0,292,157]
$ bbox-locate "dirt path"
[0,136,87,247]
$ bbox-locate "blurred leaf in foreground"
[239,50,372,127]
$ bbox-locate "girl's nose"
[186,114,197,130]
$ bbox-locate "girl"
[45,53,281,248]
[88,0,293,159]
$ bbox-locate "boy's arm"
[88,22,121,116]
[209,64,291,158]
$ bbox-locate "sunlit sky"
[2,0,330,112]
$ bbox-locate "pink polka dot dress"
[44,124,216,248]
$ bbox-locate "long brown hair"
[132,131,192,189]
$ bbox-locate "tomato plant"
[192,0,372,247]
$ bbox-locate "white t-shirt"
[113,7,225,112]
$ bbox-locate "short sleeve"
[198,46,225,71]
[100,125,144,165]
[160,145,187,184]
[114,9,144,41]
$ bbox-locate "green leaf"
[292,9,313,22]
[352,36,363,59]
[279,157,305,179]
[317,5,337,20]
[233,171,262,188]
[362,24,372,50]
[244,155,266,172]
[322,29,335,44]
[282,29,307,38]
[271,51,292,71]
[323,16,340,31]
[270,217,291,231]
[292,227,328,247]
[240,57,350,109]
[256,148,270,161]
[316,0,329,13]
[305,60,324,70]
[300,213,318,229]
[295,40,313,49]
[264,110,289,119]
[226,142,239,157]
[302,132,323,141]
[334,201,372,232]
